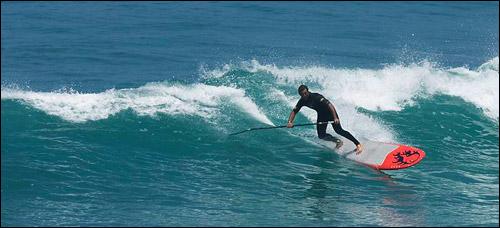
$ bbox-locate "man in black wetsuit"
[287,85,364,154]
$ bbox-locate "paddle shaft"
[229,121,334,136]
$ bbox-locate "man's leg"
[316,122,328,139]
[332,122,360,146]
[317,122,343,148]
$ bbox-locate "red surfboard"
[317,140,426,170]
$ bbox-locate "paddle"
[229,121,334,136]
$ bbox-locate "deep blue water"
[2,2,499,226]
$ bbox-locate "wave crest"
[203,58,498,120]
[1,83,274,125]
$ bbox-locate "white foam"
[478,56,499,72]
[1,83,274,125]
[200,63,233,79]
[238,58,499,120]
[426,61,499,120]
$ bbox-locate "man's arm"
[287,110,296,128]
[319,96,340,123]
[327,102,340,123]
[288,100,303,128]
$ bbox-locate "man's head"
[298,85,310,99]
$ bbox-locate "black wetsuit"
[293,93,360,145]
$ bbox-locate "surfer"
[287,85,364,154]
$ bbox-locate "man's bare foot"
[335,139,343,149]
[355,144,364,154]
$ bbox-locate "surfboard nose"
[378,145,426,170]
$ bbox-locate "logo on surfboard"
[376,144,425,170]
[392,150,421,165]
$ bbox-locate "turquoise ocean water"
[2,2,498,226]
